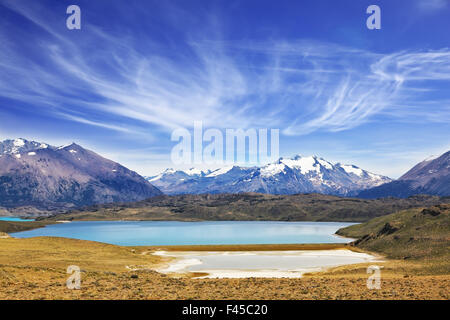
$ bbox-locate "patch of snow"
[309,173,324,182]
[13,138,25,147]
[281,156,319,174]
[206,166,234,177]
[260,163,286,177]
[112,169,117,172]
[317,158,333,169]
[184,168,204,176]
[340,164,364,177]
[148,168,175,182]
[148,175,162,182]
[367,172,382,180]
[27,152,36,156]
[39,143,48,149]
[423,155,438,162]
[69,149,77,153]
[14,154,21,159]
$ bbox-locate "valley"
[41,193,449,222]
[0,203,448,299]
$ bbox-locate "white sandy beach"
[153,249,380,278]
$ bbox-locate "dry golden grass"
[0,237,163,273]
[0,236,449,300]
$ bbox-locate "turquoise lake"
[10,221,355,246]
[0,216,35,221]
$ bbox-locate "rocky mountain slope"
[0,139,162,210]
[358,151,450,198]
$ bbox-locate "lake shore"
[152,248,381,279]
[9,220,355,246]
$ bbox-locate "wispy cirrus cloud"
[284,48,450,135]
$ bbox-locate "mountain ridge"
[147,155,392,196]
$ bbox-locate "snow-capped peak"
[279,155,326,174]
[10,138,26,154]
[257,154,389,185]
[259,155,335,177]
[0,138,53,155]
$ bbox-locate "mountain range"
[0,139,162,210]
[147,155,392,196]
[358,151,450,198]
[1,138,448,212]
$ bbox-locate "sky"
[0,0,449,178]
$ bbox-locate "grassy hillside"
[42,193,449,222]
[0,221,56,233]
[337,204,449,273]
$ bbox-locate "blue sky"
[0,0,449,178]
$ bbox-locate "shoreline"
[7,219,358,249]
[136,243,360,252]
[152,248,382,279]
[0,220,59,234]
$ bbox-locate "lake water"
[10,221,355,246]
[0,216,35,221]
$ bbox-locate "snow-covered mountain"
[0,138,50,155]
[147,155,392,196]
[0,138,162,209]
